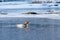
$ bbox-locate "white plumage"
[17,24,24,28]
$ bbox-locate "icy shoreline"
[0,13,60,19]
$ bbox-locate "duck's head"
[24,21,29,24]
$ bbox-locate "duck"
[17,21,30,31]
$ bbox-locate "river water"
[0,17,60,40]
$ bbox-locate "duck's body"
[17,21,29,31]
[17,24,24,28]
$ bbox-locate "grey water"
[0,0,25,2]
[0,3,60,13]
[0,17,60,40]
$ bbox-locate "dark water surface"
[0,17,60,40]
